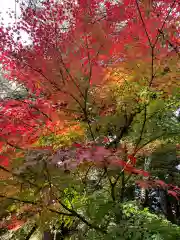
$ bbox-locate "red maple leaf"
[168,190,179,200]
[128,155,137,165]
[0,155,9,167]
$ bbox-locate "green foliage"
[150,144,180,184]
[103,202,180,240]
[38,130,84,149]
[0,2,179,239]
[10,222,40,240]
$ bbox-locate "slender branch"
[85,117,95,141]
[6,140,23,150]
[105,162,129,203]
[149,46,155,86]
[104,167,115,201]
[39,161,105,233]
[25,61,86,114]
[136,0,176,87]
[0,195,37,205]
[107,110,139,149]
[25,224,38,240]
[135,0,156,86]
[0,194,73,217]
[84,33,92,84]
[62,90,85,113]
[57,198,106,234]
[113,175,121,188]
[82,43,104,141]
[124,174,132,186]
[134,132,166,155]
[48,208,73,217]
[43,160,52,188]
[135,0,152,47]
[83,33,92,127]
[58,51,85,100]
[134,104,147,152]
[29,104,52,122]
[18,99,52,122]
[120,171,125,202]
[24,63,51,85]
[149,0,176,86]
[0,165,38,188]
[92,170,106,193]
[158,29,180,57]
[153,0,177,48]
[83,165,92,184]
[24,47,85,114]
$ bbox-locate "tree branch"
[134,132,166,155]
[57,198,106,234]
[107,110,140,149]
[104,167,116,201]
[149,46,155,86]
[153,0,177,48]
[158,29,180,58]
[0,194,73,217]
[120,171,125,202]
[0,195,38,205]
[25,224,38,240]
[0,165,39,188]
[135,0,152,48]
[134,104,147,152]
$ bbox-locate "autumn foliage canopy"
[0,0,179,238]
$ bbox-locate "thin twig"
[25,224,38,240]
[134,132,166,155]
[158,29,180,58]
[135,0,152,48]
[104,166,116,201]
[149,46,155,86]
[58,198,106,233]
[0,195,38,205]
[134,104,147,152]
[0,194,73,217]
[153,0,177,48]
[0,165,38,188]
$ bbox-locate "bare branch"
[134,104,147,152]
[58,198,106,234]
[158,29,180,58]
[25,224,38,240]
[153,0,177,48]
[135,0,152,48]
[0,165,39,188]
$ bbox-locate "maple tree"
[0,0,179,239]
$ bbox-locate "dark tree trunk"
[43,231,54,240]
[159,189,167,215]
[142,189,149,208]
[166,194,176,224]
